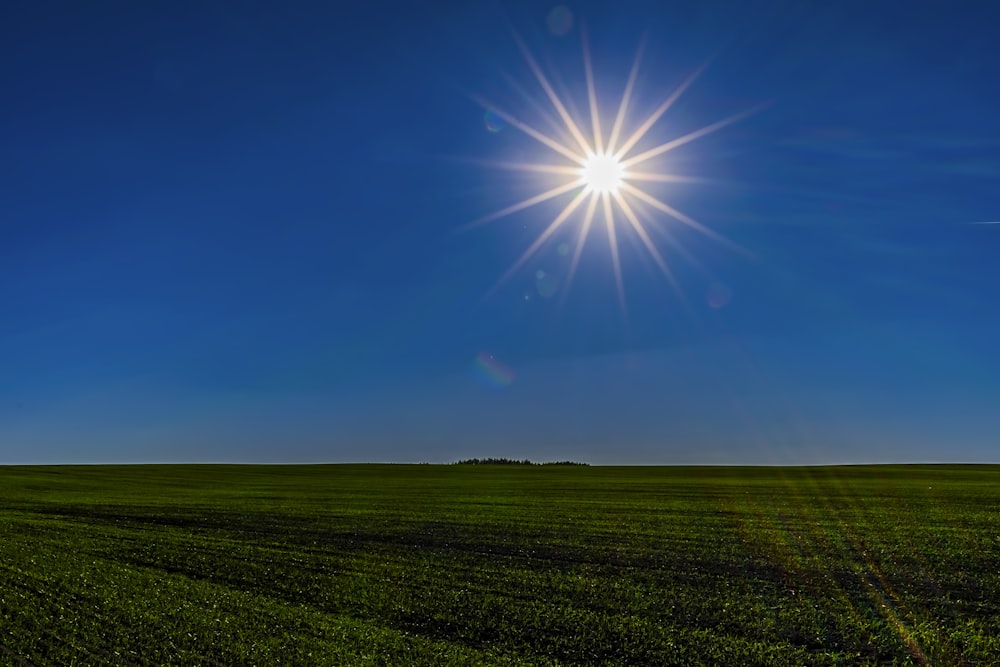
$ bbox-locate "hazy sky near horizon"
[2,0,999,464]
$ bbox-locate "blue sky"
[2,0,998,464]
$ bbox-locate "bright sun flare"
[470,30,761,306]
[580,152,624,194]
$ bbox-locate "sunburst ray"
[471,96,584,163]
[490,189,590,295]
[512,32,593,157]
[621,105,768,169]
[581,27,604,155]
[621,182,754,257]
[562,194,601,304]
[606,36,646,155]
[602,192,627,313]
[622,171,709,184]
[462,159,583,177]
[613,191,680,292]
[613,61,709,159]
[463,180,581,230]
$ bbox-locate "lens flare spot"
[484,109,506,133]
[707,280,732,308]
[546,5,574,36]
[535,270,559,298]
[473,352,515,389]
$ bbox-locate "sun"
[580,152,624,194]
[468,29,761,307]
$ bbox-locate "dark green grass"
[1,464,998,665]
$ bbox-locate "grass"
[1,464,998,665]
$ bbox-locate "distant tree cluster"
[453,458,589,466]
[454,457,534,465]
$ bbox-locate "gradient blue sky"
[2,1,998,464]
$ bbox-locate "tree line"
[453,458,588,466]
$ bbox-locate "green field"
[1,464,998,665]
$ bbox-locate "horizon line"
[1,461,997,467]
